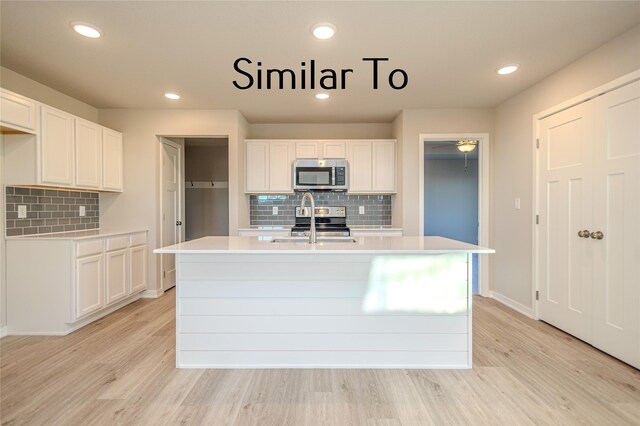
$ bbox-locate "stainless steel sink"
[271,236,356,244]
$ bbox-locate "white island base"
[155,236,494,369]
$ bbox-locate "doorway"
[184,138,230,239]
[424,141,479,292]
[419,133,490,296]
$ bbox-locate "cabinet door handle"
[578,230,591,238]
[590,231,604,240]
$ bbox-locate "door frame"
[419,133,490,297]
[532,69,640,320]
[158,137,184,292]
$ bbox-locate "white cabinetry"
[322,141,346,158]
[294,140,347,159]
[41,106,75,186]
[2,88,124,192]
[347,140,396,194]
[245,140,294,194]
[7,230,148,334]
[105,237,129,305]
[102,128,124,191]
[75,118,103,189]
[76,254,104,318]
[537,79,640,369]
[129,231,148,294]
[347,141,373,192]
[0,88,37,133]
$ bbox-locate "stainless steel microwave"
[293,159,348,191]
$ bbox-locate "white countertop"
[6,228,148,241]
[154,236,494,254]
[238,226,403,231]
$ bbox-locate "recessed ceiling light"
[164,92,181,100]
[315,93,330,100]
[70,21,102,38]
[311,23,336,40]
[497,64,519,75]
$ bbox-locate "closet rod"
[186,181,229,189]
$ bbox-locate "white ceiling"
[1,1,639,123]
[424,140,479,160]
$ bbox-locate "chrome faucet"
[300,191,317,244]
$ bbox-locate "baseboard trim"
[141,288,164,298]
[0,326,8,339]
[490,291,534,318]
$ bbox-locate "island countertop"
[154,235,494,254]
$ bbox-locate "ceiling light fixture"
[70,21,102,38]
[497,64,519,75]
[164,92,181,100]
[457,140,478,173]
[456,140,477,153]
[315,93,330,100]
[311,23,336,40]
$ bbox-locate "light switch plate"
[514,198,521,210]
[272,206,278,215]
[359,206,365,215]
[18,205,27,219]
[79,206,86,217]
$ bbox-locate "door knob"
[590,231,604,240]
[578,230,590,238]
[176,221,182,226]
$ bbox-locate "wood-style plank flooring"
[1,290,639,425]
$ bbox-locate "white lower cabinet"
[130,245,148,294]
[76,254,104,318]
[105,248,129,305]
[7,230,148,334]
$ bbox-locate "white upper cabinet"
[295,141,320,159]
[41,106,75,186]
[2,89,124,192]
[372,140,396,192]
[347,141,373,192]
[245,140,294,194]
[321,141,346,158]
[346,140,396,194]
[294,140,347,159]
[0,88,37,133]
[245,141,270,192]
[269,141,295,192]
[102,128,124,192]
[75,118,103,189]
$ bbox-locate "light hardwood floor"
[1,290,639,425]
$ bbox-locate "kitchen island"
[155,236,494,369]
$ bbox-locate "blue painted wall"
[423,158,479,244]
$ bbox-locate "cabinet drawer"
[130,232,147,247]
[106,236,128,252]
[76,239,103,258]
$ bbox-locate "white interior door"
[538,100,595,343]
[161,140,181,291]
[590,80,640,366]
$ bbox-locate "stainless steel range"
[290,206,350,237]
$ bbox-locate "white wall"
[492,24,640,309]
[1,66,98,122]
[393,109,494,236]
[97,109,248,294]
[249,123,392,139]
